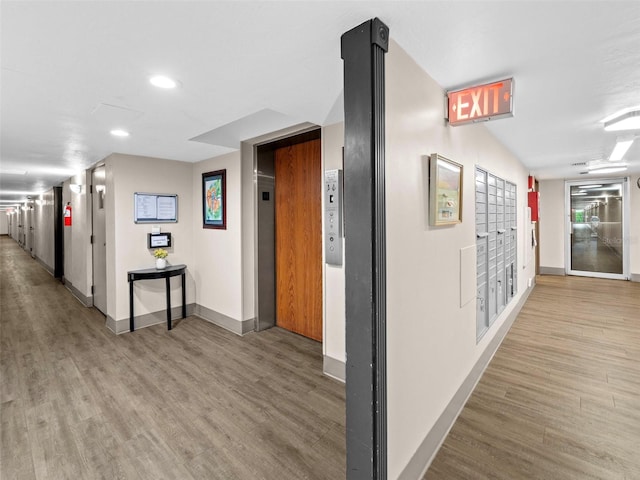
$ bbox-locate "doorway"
[26,203,35,257]
[566,178,630,280]
[255,129,323,342]
[92,166,107,314]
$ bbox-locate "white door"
[92,166,107,314]
[565,178,630,280]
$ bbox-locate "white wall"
[630,176,640,277]
[105,154,195,325]
[0,213,8,235]
[192,151,244,321]
[8,210,18,239]
[322,122,346,364]
[538,179,566,271]
[62,171,93,299]
[33,189,55,271]
[384,40,534,478]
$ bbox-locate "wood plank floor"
[0,236,345,480]
[425,274,640,480]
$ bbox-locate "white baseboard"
[323,355,346,382]
[539,266,565,276]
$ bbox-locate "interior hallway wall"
[33,188,55,273]
[538,179,565,274]
[8,210,18,239]
[0,213,8,235]
[62,171,93,305]
[384,39,535,479]
[630,177,640,279]
[105,153,195,332]
[191,151,248,333]
[322,122,346,372]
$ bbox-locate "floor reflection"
[571,224,622,274]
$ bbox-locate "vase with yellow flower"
[153,248,168,269]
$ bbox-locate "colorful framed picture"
[202,169,226,229]
[429,154,463,226]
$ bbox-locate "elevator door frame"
[254,127,323,336]
[564,177,630,280]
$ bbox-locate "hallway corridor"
[3,234,640,479]
[426,275,640,479]
[0,237,345,480]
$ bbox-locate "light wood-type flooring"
[0,236,345,480]
[4,234,640,480]
[426,274,640,479]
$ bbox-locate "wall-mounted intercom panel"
[148,232,172,248]
[324,169,343,266]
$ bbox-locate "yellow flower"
[153,248,168,259]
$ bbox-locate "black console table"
[127,264,186,332]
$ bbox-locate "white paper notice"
[136,195,157,219]
[157,196,176,220]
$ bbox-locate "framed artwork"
[202,169,226,229]
[429,154,463,226]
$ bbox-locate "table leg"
[166,276,172,330]
[129,279,135,332]
[181,273,186,319]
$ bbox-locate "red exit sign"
[447,78,514,126]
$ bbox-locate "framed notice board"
[134,193,178,223]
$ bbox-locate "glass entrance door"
[566,179,629,279]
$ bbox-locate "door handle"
[511,226,517,230]
[497,229,506,234]
[477,232,489,238]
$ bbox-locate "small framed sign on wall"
[202,169,226,229]
[429,153,463,226]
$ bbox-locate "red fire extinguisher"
[64,202,72,226]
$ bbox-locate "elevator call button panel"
[324,169,343,266]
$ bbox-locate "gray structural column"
[341,18,389,480]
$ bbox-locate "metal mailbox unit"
[476,166,517,341]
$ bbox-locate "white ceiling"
[2,1,640,206]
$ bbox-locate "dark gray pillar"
[341,17,389,480]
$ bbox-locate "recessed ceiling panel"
[190,109,304,149]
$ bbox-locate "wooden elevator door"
[274,138,322,341]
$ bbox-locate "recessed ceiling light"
[608,139,634,161]
[0,169,27,175]
[110,129,130,137]
[149,75,177,89]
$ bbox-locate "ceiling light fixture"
[604,109,640,131]
[609,139,634,161]
[587,166,627,174]
[149,75,177,89]
[110,129,130,137]
[586,162,626,170]
[571,192,587,196]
